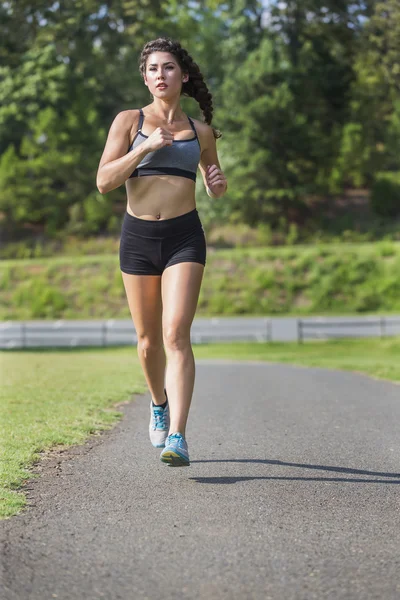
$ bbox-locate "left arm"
[198,125,228,199]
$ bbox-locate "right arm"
[96,110,149,194]
[96,110,175,194]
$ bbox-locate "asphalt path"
[1,361,399,599]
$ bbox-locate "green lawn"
[196,336,400,383]
[1,337,399,519]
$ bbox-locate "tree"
[216,0,376,225]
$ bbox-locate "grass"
[0,349,147,519]
[1,241,400,319]
[196,336,400,383]
[0,336,399,519]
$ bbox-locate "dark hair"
[139,37,221,139]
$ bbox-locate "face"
[144,51,188,96]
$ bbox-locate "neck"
[149,100,185,124]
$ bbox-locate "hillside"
[1,242,400,320]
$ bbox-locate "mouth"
[157,84,168,89]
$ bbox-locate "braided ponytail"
[139,37,222,139]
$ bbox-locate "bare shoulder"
[109,109,141,146]
[191,118,213,136]
[112,109,140,130]
[191,118,215,152]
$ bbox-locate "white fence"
[297,316,400,343]
[0,316,399,348]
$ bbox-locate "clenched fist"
[142,127,174,153]
[206,164,227,198]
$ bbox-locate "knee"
[163,325,190,352]
[137,336,163,358]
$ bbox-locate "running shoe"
[149,389,170,448]
[160,432,190,467]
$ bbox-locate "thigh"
[163,227,206,272]
[119,213,162,276]
[121,272,163,342]
[161,262,204,342]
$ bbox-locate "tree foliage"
[1,0,399,239]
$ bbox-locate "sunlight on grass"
[1,337,399,518]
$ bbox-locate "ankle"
[152,398,167,409]
[168,430,185,438]
[151,389,168,408]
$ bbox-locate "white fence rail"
[0,316,399,348]
[297,316,400,343]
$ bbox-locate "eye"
[149,66,174,71]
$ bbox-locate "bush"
[2,244,400,319]
[370,172,400,217]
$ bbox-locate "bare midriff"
[125,171,197,222]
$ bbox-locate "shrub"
[376,241,396,257]
[370,172,400,217]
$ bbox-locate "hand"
[206,164,227,197]
[142,127,174,153]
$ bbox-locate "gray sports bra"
[127,108,201,182]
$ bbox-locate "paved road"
[1,361,399,599]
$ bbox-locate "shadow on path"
[189,458,400,484]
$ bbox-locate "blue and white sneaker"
[160,432,190,467]
[149,389,170,448]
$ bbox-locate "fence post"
[380,317,385,339]
[21,322,26,348]
[267,318,272,342]
[102,322,107,347]
[264,318,271,342]
[297,319,303,344]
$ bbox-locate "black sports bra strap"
[188,116,198,138]
[137,108,144,131]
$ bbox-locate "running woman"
[96,37,227,466]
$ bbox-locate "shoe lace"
[153,406,168,430]
[168,433,184,447]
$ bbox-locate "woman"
[96,37,227,467]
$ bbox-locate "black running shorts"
[119,208,207,276]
